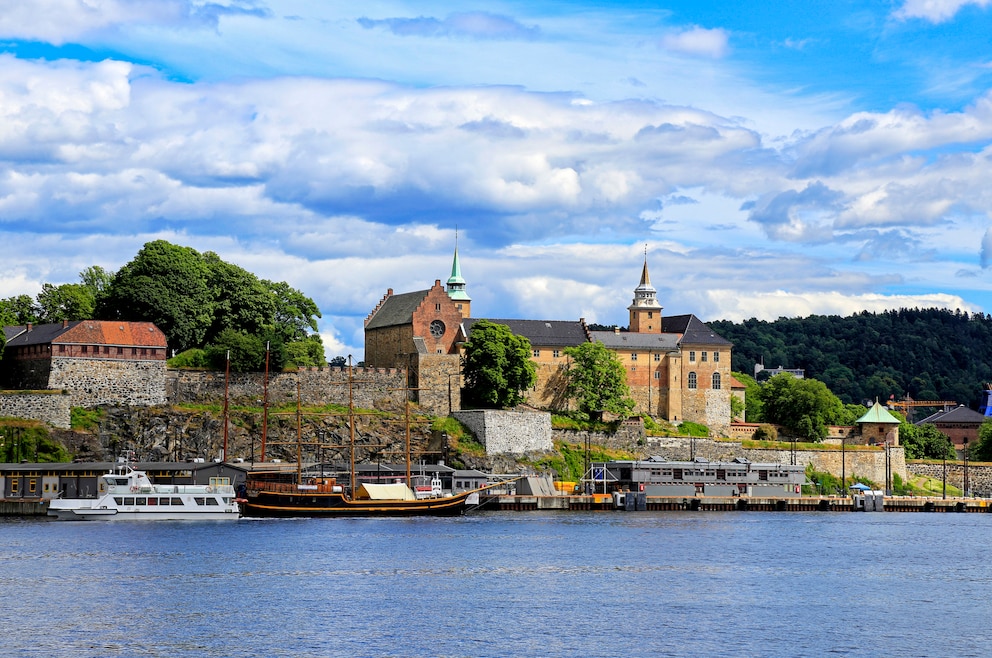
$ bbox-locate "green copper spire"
[446,234,471,302]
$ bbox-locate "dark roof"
[3,321,166,348]
[365,290,430,330]
[3,325,26,342]
[662,314,732,346]
[464,318,589,347]
[590,331,680,351]
[917,405,987,426]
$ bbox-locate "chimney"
[63,319,69,328]
[26,322,32,332]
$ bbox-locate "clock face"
[430,320,445,338]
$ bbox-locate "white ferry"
[48,462,240,521]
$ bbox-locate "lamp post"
[841,434,846,496]
[942,452,947,500]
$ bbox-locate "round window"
[430,320,445,338]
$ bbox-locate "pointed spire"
[446,229,471,305]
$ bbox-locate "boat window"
[114,497,123,505]
[135,497,146,505]
[147,498,157,506]
[171,498,183,505]
[193,497,205,505]
[114,479,129,486]
[205,497,219,506]
[123,497,134,505]
[158,497,170,506]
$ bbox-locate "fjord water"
[2,511,990,657]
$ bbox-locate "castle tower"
[628,252,662,334]
[446,241,471,318]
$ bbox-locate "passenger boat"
[48,461,240,521]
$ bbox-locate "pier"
[489,494,992,513]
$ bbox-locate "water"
[1,511,990,657]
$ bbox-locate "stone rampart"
[907,461,992,497]
[0,391,71,429]
[454,410,552,454]
[168,367,408,411]
[50,357,166,408]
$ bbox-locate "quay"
[489,494,992,513]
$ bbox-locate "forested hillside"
[709,308,992,408]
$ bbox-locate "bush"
[753,424,778,441]
[167,348,210,369]
[679,421,709,437]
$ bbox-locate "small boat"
[48,462,240,521]
[240,475,490,518]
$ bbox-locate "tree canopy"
[710,308,992,408]
[563,341,634,420]
[900,422,955,460]
[757,373,863,441]
[461,320,537,409]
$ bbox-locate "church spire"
[446,230,471,316]
[628,246,662,333]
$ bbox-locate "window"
[435,303,442,312]
[103,346,110,354]
[533,349,540,357]
[701,351,708,362]
[712,372,721,389]
[117,347,123,354]
[631,353,637,361]
[653,353,660,362]
[713,351,720,363]
[59,345,65,353]
[689,351,695,362]
[553,350,560,358]
[82,345,88,353]
[688,372,697,389]
[647,311,653,318]
[654,371,661,379]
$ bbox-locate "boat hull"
[47,506,239,521]
[240,489,474,518]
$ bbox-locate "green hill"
[708,308,992,408]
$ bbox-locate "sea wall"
[454,410,553,455]
[50,357,166,408]
[0,391,71,429]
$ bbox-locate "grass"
[70,407,104,432]
[523,440,637,481]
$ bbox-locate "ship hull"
[240,489,474,518]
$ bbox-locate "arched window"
[712,372,721,390]
[688,372,697,389]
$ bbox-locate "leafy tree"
[35,283,96,323]
[203,252,275,344]
[0,294,40,325]
[264,279,321,343]
[79,265,113,307]
[900,422,955,460]
[285,335,326,368]
[972,419,992,462]
[758,374,848,441]
[563,341,634,420]
[329,356,347,367]
[97,240,215,353]
[205,329,267,372]
[732,371,764,422]
[461,320,537,409]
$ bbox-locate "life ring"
[130,486,139,493]
[205,486,213,493]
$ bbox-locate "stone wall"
[553,420,645,452]
[50,357,166,408]
[416,354,462,416]
[0,391,71,429]
[453,409,552,454]
[907,461,992,497]
[168,367,408,411]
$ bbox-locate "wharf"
[490,494,992,513]
[0,499,49,517]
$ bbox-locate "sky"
[1,0,992,361]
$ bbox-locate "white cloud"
[660,27,730,59]
[702,290,979,322]
[893,0,992,23]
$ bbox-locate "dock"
[489,494,992,513]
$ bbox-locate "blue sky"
[1,0,991,360]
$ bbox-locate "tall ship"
[48,461,240,521]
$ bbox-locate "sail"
[354,483,418,501]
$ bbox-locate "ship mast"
[349,354,356,497]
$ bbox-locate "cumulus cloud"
[982,227,992,268]
[660,27,730,58]
[893,0,992,23]
[357,12,540,40]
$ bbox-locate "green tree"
[0,294,40,325]
[900,422,955,460]
[205,329,267,372]
[972,419,992,462]
[79,265,113,306]
[264,280,321,343]
[203,252,275,344]
[758,374,847,441]
[285,335,326,368]
[732,371,764,422]
[35,283,96,323]
[97,240,215,353]
[563,341,634,420]
[461,320,537,409]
